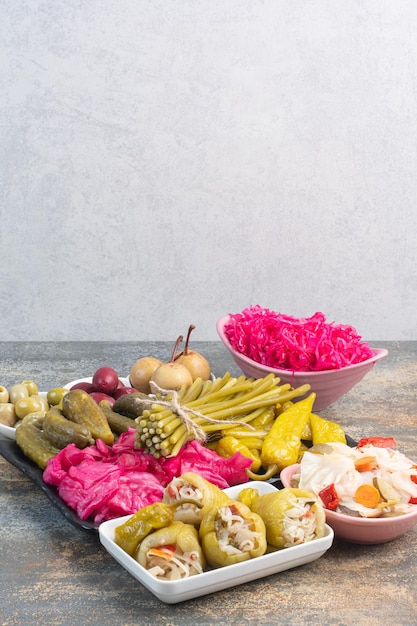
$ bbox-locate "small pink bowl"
[216,316,388,411]
[280,464,417,544]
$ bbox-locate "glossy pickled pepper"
[247,393,316,480]
[114,502,176,557]
[309,412,347,445]
[215,435,262,471]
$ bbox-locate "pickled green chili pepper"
[310,412,346,445]
[216,435,262,472]
[247,393,316,481]
[235,486,260,509]
[199,499,267,568]
[114,502,176,557]
[301,416,312,441]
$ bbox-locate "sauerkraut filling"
[146,546,204,580]
[281,499,319,547]
[163,479,204,523]
[166,479,202,502]
[215,505,263,556]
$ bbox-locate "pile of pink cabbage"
[43,429,252,523]
[224,305,373,372]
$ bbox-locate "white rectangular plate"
[99,481,334,603]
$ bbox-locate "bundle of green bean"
[136,372,310,457]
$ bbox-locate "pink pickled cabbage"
[225,305,373,372]
[161,440,252,488]
[43,430,252,523]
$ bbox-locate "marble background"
[1,1,416,342]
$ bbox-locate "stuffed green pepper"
[136,520,206,580]
[162,472,232,526]
[199,500,267,568]
[239,487,326,549]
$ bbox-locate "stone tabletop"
[0,341,416,626]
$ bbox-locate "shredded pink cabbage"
[224,305,373,372]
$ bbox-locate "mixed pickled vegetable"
[291,439,417,518]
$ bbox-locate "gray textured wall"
[1,1,416,342]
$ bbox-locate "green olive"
[21,380,39,395]
[47,387,69,406]
[0,403,17,427]
[9,383,30,404]
[32,394,49,412]
[0,385,9,403]
[14,396,47,419]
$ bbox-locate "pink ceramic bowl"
[280,464,417,544]
[216,316,388,411]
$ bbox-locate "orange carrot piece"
[354,455,378,472]
[354,484,381,508]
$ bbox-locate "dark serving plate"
[0,435,358,534]
[0,439,99,533]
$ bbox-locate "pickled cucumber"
[15,414,60,469]
[62,389,114,444]
[99,401,138,434]
[112,392,150,419]
[43,408,94,449]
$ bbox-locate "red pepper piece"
[356,437,397,449]
[409,497,417,504]
[319,483,339,510]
